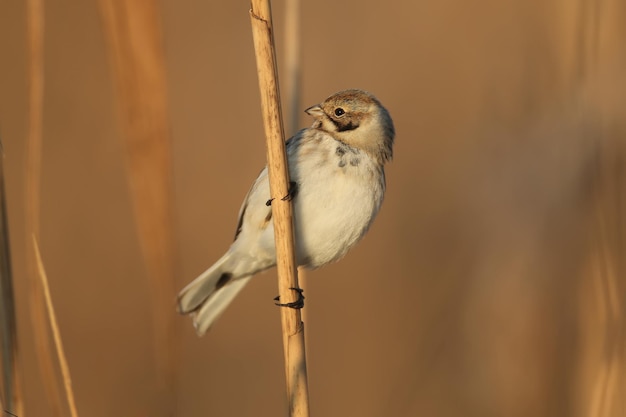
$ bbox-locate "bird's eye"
[334,108,345,117]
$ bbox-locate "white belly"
[291,147,384,268]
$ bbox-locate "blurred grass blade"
[283,0,301,137]
[98,1,179,412]
[31,236,79,417]
[587,129,626,417]
[25,0,64,415]
[282,0,310,330]
[0,142,21,415]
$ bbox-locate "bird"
[177,89,395,335]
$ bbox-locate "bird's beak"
[304,104,323,117]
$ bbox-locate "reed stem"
[249,1,310,415]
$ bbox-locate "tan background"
[1,0,625,416]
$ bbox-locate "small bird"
[177,89,395,335]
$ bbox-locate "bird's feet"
[281,181,298,201]
[266,181,298,206]
[274,287,305,309]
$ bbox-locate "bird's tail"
[177,252,252,336]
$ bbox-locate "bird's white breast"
[290,132,385,268]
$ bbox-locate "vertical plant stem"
[249,1,310,416]
[98,1,179,413]
[0,145,19,415]
[586,134,625,417]
[283,0,309,325]
[25,0,63,415]
[283,0,301,137]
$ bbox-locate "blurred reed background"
[0,0,624,416]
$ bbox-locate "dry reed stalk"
[25,0,63,415]
[0,143,19,415]
[31,237,79,417]
[283,0,309,326]
[250,1,310,416]
[573,3,625,414]
[586,136,625,417]
[283,0,301,137]
[98,1,179,412]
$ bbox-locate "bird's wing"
[232,133,303,241]
[233,167,271,241]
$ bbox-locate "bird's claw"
[266,181,298,206]
[274,287,305,309]
[281,181,298,201]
